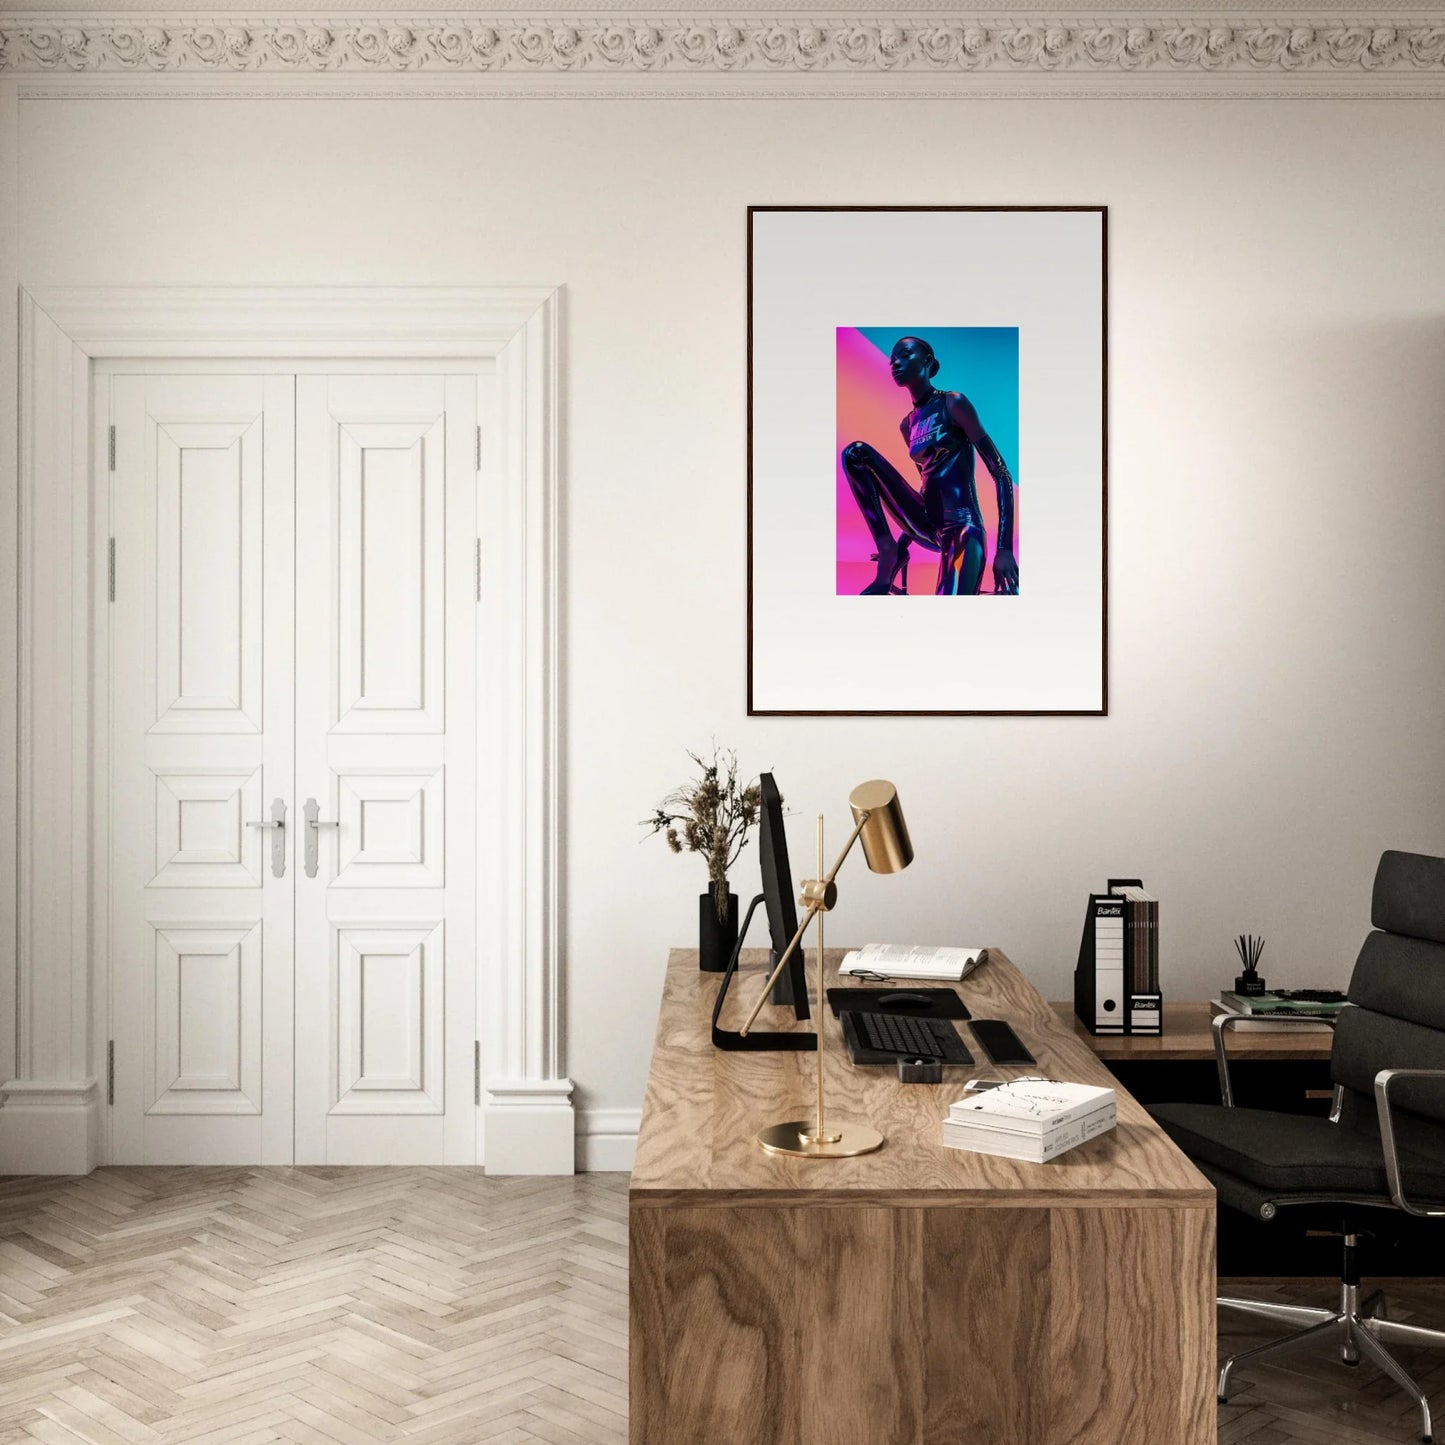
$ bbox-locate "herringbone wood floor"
[0,1169,1441,1443]
[0,1169,628,1444]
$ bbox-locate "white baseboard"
[0,1080,637,1176]
[0,1080,101,1175]
[577,1108,639,1173]
[483,1079,576,1175]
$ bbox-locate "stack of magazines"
[942,1080,1117,1163]
[1210,988,1344,1033]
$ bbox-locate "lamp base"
[756,1119,884,1158]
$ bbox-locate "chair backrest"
[1331,851,1445,1156]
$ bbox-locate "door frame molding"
[2,285,572,1175]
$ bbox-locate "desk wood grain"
[631,949,1213,1206]
[629,949,1216,1445]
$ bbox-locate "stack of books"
[941,1080,1117,1163]
[1211,988,1345,1033]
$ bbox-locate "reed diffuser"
[1234,934,1266,997]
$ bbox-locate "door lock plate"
[245,798,288,878]
[303,797,339,879]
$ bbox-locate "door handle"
[246,797,288,878]
[303,797,340,879]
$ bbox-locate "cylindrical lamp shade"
[848,780,913,874]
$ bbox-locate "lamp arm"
[820,812,871,889]
[738,811,871,1037]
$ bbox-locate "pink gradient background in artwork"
[835,327,1017,595]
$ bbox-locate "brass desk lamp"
[738,779,913,1158]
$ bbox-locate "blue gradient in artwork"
[856,327,1019,485]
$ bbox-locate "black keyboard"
[841,1010,974,1065]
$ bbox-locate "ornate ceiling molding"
[2,14,1444,85]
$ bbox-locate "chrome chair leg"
[1218,1315,1346,1401]
[1360,1288,1387,1320]
[1341,1282,1361,1364]
[1217,1296,1336,1328]
[1366,1316,1445,1350]
[1351,1319,1433,1442]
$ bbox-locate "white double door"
[108,367,481,1165]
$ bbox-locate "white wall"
[14,93,1445,1147]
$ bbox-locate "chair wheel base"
[1343,1358,1359,1367]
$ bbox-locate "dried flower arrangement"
[643,747,763,922]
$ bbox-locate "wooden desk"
[1052,1000,1334,1062]
[630,949,1215,1445]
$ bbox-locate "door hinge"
[107,538,116,602]
[107,425,116,472]
[107,1040,115,1106]
[474,538,482,603]
[474,1041,481,1106]
[475,424,482,472]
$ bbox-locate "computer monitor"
[758,773,810,1020]
[709,772,815,1051]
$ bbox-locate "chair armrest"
[1374,1068,1445,1217]
[1212,1010,1338,1108]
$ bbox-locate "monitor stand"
[711,895,816,1052]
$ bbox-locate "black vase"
[699,885,739,972]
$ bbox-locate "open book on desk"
[839,943,987,982]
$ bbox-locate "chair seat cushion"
[1148,1102,1445,1198]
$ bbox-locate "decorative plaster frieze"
[2,15,1445,78]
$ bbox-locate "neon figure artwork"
[838,332,1019,597]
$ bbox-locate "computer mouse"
[877,991,932,1010]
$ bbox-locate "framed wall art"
[747,205,1107,716]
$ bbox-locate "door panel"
[110,374,296,1165]
[294,374,477,1164]
[150,922,262,1114]
[150,767,264,888]
[334,921,445,1113]
[332,767,445,889]
[151,421,264,733]
[335,420,445,732]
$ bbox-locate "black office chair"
[1150,850,1445,1443]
